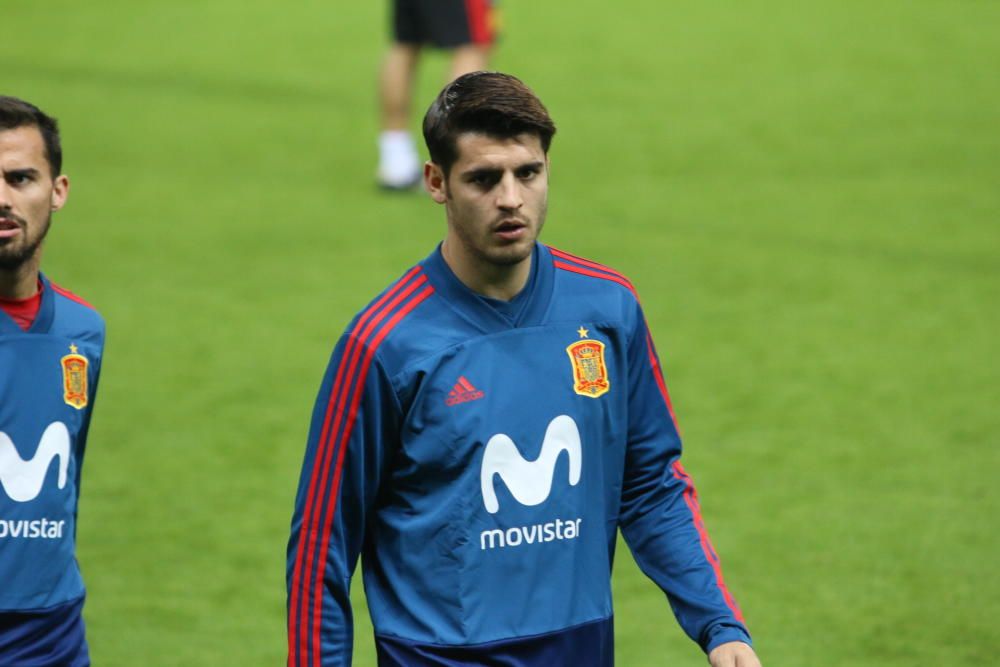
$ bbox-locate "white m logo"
[481,415,582,514]
[0,422,71,503]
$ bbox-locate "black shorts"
[392,0,498,48]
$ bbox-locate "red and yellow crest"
[61,344,89,410]
[566,339,610,398]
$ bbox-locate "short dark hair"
[0,96,63,177]
[423,71,556,176]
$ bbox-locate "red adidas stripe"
[643,331,680,432]
[549,246,635,289]
[49,282,97,310]
[288,267,427,666]
[294,273,432,666]
[670,461,745,623]
[289,266,422,662]
[309,284,434,666]
[552,260,638,301]
[295,272,430,667]
[457,376,475,392]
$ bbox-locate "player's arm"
[75,324,106,467]
[286,333,400,667]
[618,301,754,656]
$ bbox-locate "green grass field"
[7,1,999,664]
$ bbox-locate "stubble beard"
[0,212,50,271]
[454,200,549,270]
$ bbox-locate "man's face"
[0,125,68,271]
[426,132,549,273]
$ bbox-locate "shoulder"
[547,245,640,301]
[340,264,441,372]
[47,279,106,337]
[545,245,642,323]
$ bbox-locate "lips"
[0,217,22,240]
[493,218,528,241]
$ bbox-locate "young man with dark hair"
[289,72,761,666]
[377,0,497,190]
[0,96,105,666]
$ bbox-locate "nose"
[495,172,523,211]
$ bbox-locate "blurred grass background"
[5,1,998,664]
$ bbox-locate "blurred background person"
[377,0,498,190]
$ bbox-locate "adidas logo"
[445,376,485,406]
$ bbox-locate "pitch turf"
[6,1,998,664]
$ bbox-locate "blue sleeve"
[618,302,752,653]
[287,333,401,667]
[74,339,103,491]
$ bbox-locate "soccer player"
[0,97,105,666]
[289,72,761,666]
[377,0,497,190]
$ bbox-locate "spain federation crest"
[60,344,89,410]
[566,338,610,398]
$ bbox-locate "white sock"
[378,131,420,186]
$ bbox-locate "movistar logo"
[480,415,582,514]
[0,422,70,503]
[479,415,584,551]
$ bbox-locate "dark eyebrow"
[4,167,40,179]
[460,161,545,180]
[460,167,503,181]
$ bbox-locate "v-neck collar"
[420,242,555,333]
[0,273,55,335]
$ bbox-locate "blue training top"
[287,244,750,666]
[0,274,105,665]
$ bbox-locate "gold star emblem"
[577,326,589,338]
[69,343,79,354]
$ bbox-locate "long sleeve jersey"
[287,244,749,666]
[0,274,105,663]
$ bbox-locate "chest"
[394,322,630,482]
[0,336,99,454]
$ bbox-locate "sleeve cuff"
[704,624,753,654]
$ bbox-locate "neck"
[441,241,532,301]
[0,260,41,300]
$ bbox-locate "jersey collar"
[30,273,56,333]
[0,273,54,335]
[420,241,555,333]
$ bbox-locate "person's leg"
[377,43,423,189]
[379,42,420,132]
[377,0,425,189]
[447,44,491,81]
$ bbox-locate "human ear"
[424,162,448,204]
[51,174,70,211]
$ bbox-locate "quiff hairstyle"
[0,96,63,177]
[423,71,556,176]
